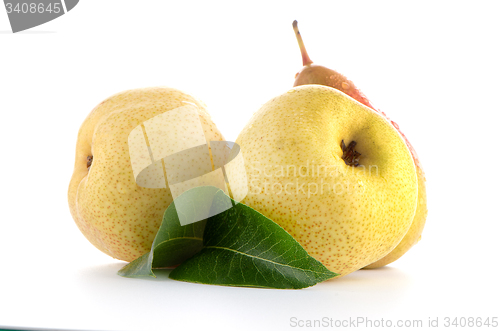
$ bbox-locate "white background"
[1,1,499,330]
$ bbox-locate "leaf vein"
[204,246,333,275]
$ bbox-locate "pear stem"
[292,20,313,66]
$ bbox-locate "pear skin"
[292,20,427,268]
[68,87,225,262]
[236,85,418,277]
[364,168,427,268]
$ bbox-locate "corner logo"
[3,0,79,33]
[128,103,248,226]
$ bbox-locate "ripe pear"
[292,20,375,109]
[236,85,418,276]
[68,87,225,262]
[292,20,427,268]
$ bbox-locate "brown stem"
[292,20,313,66]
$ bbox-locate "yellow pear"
[68,87,225,262]
[235,85,418,277]
[291,20,428,268]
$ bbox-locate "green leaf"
[118,186,223,278]
[169,189,338,289]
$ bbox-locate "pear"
[292,20,375,109]
[68,87,225,262]
[236,85,418,276]
[292,20,427,268]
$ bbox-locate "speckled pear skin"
[68,87,225,262]
[364,170,427,268]
[235,85,418,277]
[294,64,376,111]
